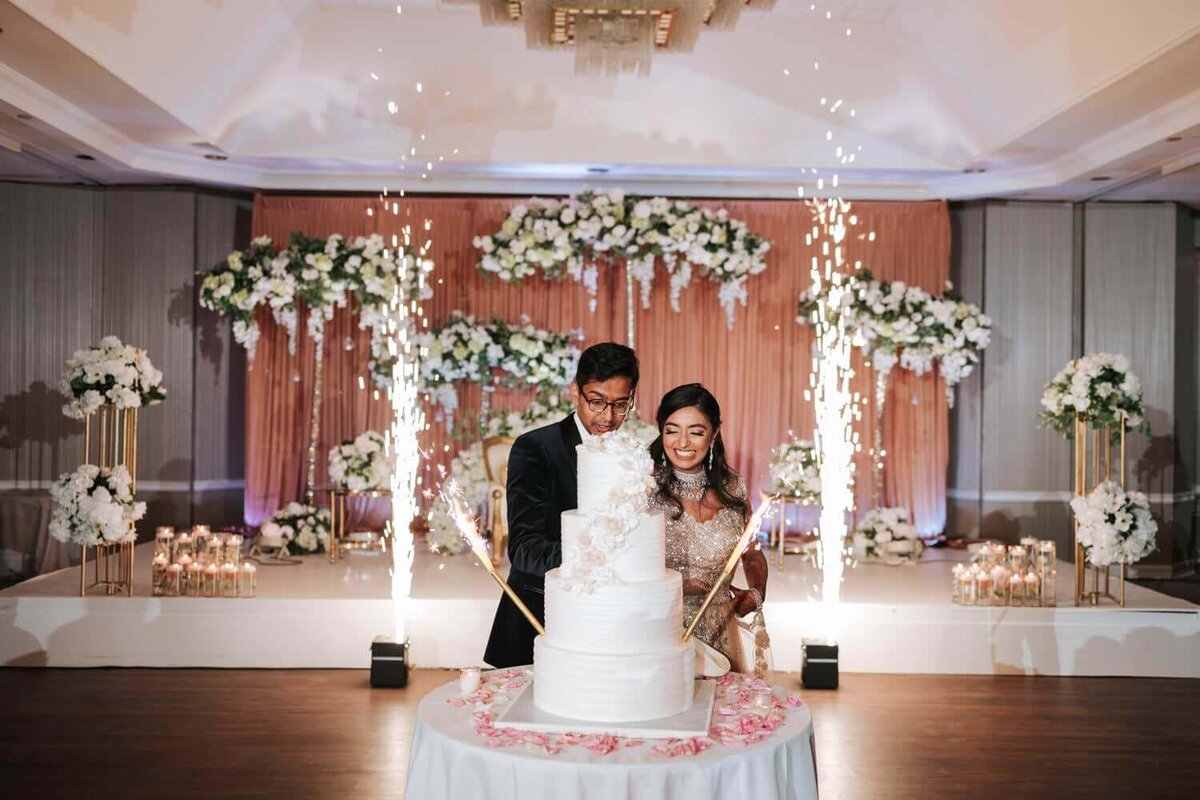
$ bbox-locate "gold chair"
[482,436,515,568]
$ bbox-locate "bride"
[648,383,769,673]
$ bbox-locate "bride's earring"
[707,445,714,471]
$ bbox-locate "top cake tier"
[576,431,656,513]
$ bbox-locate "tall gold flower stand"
[84,405,139,491]
[1072,412,1127,607]
[79,404,140,596]
[327,488,392,563]
[764,493,818,570]
[79,540,136,597]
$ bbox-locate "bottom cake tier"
[532,637,695,723]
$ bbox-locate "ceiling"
[1,0,1199,201]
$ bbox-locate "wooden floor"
[0,669,1195,799]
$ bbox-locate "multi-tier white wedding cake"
[533,431,695,723]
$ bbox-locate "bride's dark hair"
[648,383,746,521]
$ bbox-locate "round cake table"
[405,669,819,800]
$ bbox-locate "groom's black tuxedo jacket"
[483,414,582,668]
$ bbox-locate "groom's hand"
[730,587,758,617]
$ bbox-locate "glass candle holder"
[202,564,219,597]
[240,563,257,598]
[163,563,182,597]
[220,562,239,598]
[989,565,1008,605]
[202,539,222,569]
[174,533,194,562]
[176,554,193,594]
[192,524,211,537]
[225,534,244,565]
[459,667,481,695]
[154,528,175,561]
[1008,572,1025,606]
[186,562,203,597]
[151,554,168,597]
[1024,570,1040,606]
[192,531,210,563]
[951,564,963,604]
[752,688,775,712]
[1036,541,1057,606]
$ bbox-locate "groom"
[483,342,640,668]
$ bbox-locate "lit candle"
[203,563,219,597]
[976,566,992,605]
[186,562,203,597]
[240,563,257,598]
[220,562,239,598]
[175,532,193,561]
[459,667,481,695]
[164,563,182,597]
[1009,572,1024,605]
[154,528,175,561]
[152,554,168,597]
[192,524,211,536]
[1025,571,1039,604]
[752,688,774,711]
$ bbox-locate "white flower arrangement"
[59,336,167,419]
[260,502,331,555]
[1038,353,1148,439]
[1069,481,1157,567]
[474,190,771,328]
[417,313,580,417]
[766,438,820,502]
[852,507,923,563]
[798,269,991,405]
[328,430,390,492]
[48,464,144,546]
[199,233,434,386]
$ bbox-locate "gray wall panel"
[947,203,984,536]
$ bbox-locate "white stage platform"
[2,544,1196,677]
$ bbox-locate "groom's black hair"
[575,342,639,389]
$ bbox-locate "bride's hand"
[682,578,711,596]
[730,587,758,617]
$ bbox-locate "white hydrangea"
[328,430,390,492]
[263,502,331,555]
[48,464,145,546]
[1039,353,1147,439]
[60,337,167,419]
[1069,481,1157,567]
[766,438,821,501]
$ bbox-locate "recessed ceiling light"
[74,154,95,161]
[587,166,610,174]
[1090,176,1111,181]
[962,167,986,174]
[1165,136,1182,142]
[204,154,228,161]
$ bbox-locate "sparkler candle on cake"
[682,497,776,643]
[441,481,545,636]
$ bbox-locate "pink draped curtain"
[244,195,950,534]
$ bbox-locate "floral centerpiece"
[1038,353,1148,439]
[59,336,167,419]
[474,190,771,327]
[417,313,579,417]
[261,502,331,555]
[199,233,434,386]
[852,507,923,563]
[48,464,144,546]
[1069,481,1158,567]
[765,438,820,502]
[328,430,390,492]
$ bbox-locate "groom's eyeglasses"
[584,395,634,417]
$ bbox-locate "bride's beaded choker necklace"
[671,467,708,501]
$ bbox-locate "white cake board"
[494,678,716,739]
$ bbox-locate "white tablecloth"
[406,671,818,800]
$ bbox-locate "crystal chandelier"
[455,0,777,75]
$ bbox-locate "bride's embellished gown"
[649,477,748,670]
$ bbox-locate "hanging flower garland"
[416,313,581,417]
[473,190,771,328]
[798,268,991,404]
[199,233,434,386]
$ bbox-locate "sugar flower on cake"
[59,336,167,419]
[1038,353,1148,439]
[261,502,331,555]
[1069,481,1157,567]
[852,507,922,564]
[48,464,144,546]
[328,430,390,492]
